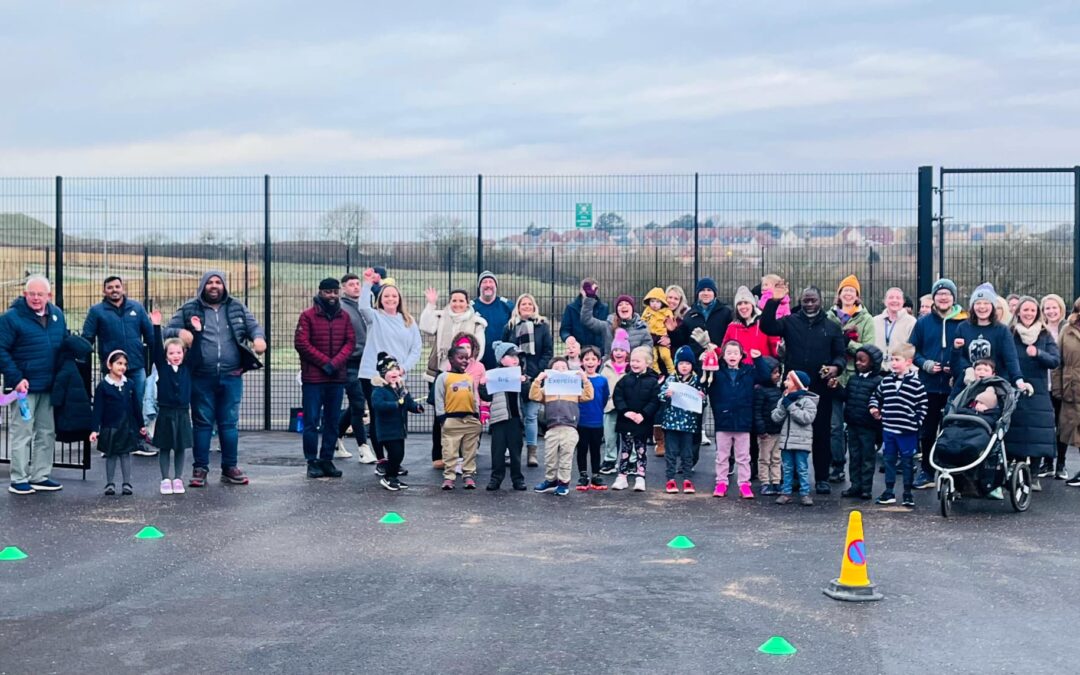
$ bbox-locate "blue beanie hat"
[931,278,957,300]
[674,345,696,366]
[793,370,811,389]
[696,277,718,295]
[969,282,998,307]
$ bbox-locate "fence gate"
[937,167,1080,303]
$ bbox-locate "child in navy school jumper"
[869,342,928,509]
[150,310,194,495]
[658,345,706,494]
[90,350,146,496]
[576,346,609,490]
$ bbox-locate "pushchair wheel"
[938,482,952,518]
[1009,461,1032,512]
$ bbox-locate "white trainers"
[633,477,646,492]
[159,479,173,495]
[356,443,377,464]
[334,439,353,459]
[611,475,629,490]
[171,478,185,494]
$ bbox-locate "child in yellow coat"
[641,287,675,375]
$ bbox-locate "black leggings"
[1053,397,1068,469]
[577,426,604,474]
[338,365,368,446]
[383,439,405,478]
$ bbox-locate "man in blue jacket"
[907,278,967,489]
[82,275,155,455]
[472,271,513,369]
[164,271,266,487]
[560,277,609,351]
[0,275,67,494]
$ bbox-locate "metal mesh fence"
[0,170,1074,440]
[941,170,1076,302]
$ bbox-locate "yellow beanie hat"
[837,274,861,296]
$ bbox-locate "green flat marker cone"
[0,546,28,561]
[758,636,797,655]
[667,535,695,549]
[135,526,164,539]
[379,512,406,524]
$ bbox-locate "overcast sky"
[3,0,1079,175]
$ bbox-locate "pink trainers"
[683,480,696,494]
[665,479,678,493]
[713,483,727,498]
[739,482,754,499]
[171,478,185,494]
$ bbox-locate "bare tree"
[322,202,371,248]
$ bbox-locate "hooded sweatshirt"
[163,270,264,376]
[357,282,423,380]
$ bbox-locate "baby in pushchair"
[933,363,1014,496]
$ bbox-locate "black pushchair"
[929,376,1029,517]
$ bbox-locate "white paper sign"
[543,370,583,396]
[668,382,703,413]
[485,366,522,394]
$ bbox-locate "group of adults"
[6,264,1080,496]
[1,271,265,494]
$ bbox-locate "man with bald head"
[0,275,68,494]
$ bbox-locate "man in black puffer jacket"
[760,284,847,494]
[835,344,883,499]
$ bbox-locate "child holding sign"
[612,346,661,491]
[530,357,594,496]
[482,341,528,491]
[658,346,706,493]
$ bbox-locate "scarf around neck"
[1014,321,1044,346]
[513,317,536,355]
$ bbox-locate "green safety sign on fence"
[575,203,592,229]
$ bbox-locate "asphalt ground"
[2,431,1078,674]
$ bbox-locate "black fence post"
[345,245,351,274]
[44,246,50,282]
[1074,166,1080,302]
[446,247,452,294]
[867,245,875,311]
[693,172,700,285]
[141,246,150,306]
[54,176,63,309]
[476,174,483,278]
[243,247,250,306]
[550,247,556,321]
[263,175,272,431]
[916,166,933,296]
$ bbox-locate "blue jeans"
[126,367,148,424]
[302,383,345,462]
[883,431,918,492]
[191,372,243,470]
[523,399,540,446]
[664,429,695,480]
[781,449,810,496]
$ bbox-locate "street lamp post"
[83,197,108,275]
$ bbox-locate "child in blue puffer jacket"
[709,341,756,499]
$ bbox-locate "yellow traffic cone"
[823,510,883,602]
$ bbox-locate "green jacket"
[828,306,876,386]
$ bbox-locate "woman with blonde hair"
[358,269,422,470]
[503,293,553,467]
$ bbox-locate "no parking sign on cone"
[823,510,883,602]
